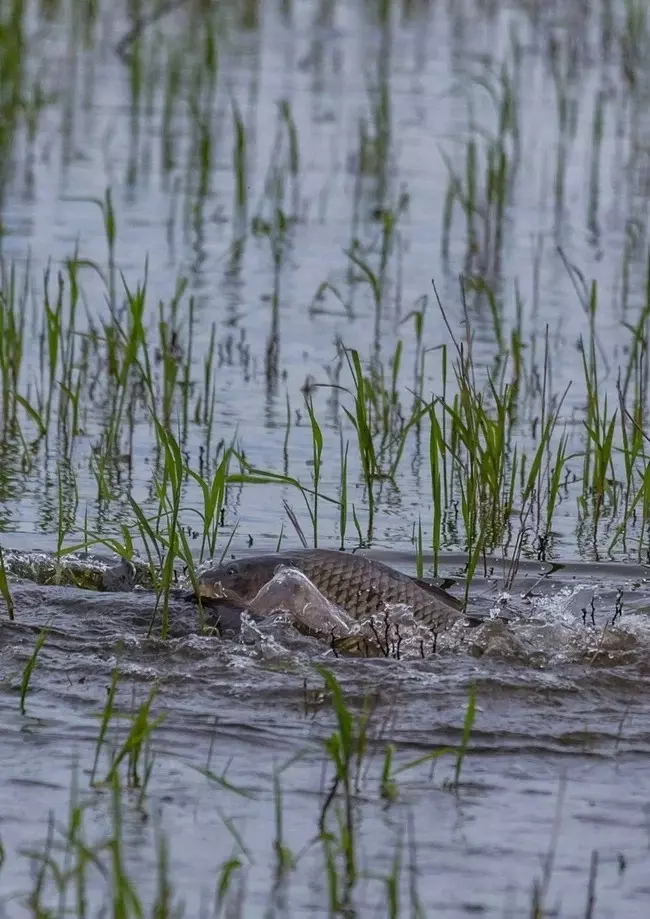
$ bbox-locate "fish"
[194,547,469,634]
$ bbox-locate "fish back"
[285,549,462,632]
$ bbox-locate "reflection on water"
[0,0,648,558]
[2,0,650,914]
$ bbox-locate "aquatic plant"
[0,0,649,913]
[4,664,479,915]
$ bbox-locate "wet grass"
[19,622,48,715]
[0,223,648,612]
[3,230,648,600]
[0,0,649,913]
[0,3,646,578]
[3,665,606,917]
[2,667,492,916]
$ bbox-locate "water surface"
[2,0,650,915]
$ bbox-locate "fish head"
[197,555,287,601]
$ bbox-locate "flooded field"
[2,0,650,915]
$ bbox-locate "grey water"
[2,0,650,915]
[3,553,650,916]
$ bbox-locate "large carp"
[194,547,471,634]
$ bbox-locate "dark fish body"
[196,547,465,634]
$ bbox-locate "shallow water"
[2,0,650,914]
[3,551,650,915]
[1,0,647,557]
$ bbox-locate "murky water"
[3,0,650,914]
[3,550,650,915]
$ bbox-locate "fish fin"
[409,576,465,612]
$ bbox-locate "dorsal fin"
[409,576,465,612]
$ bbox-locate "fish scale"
[196,547,465,634]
